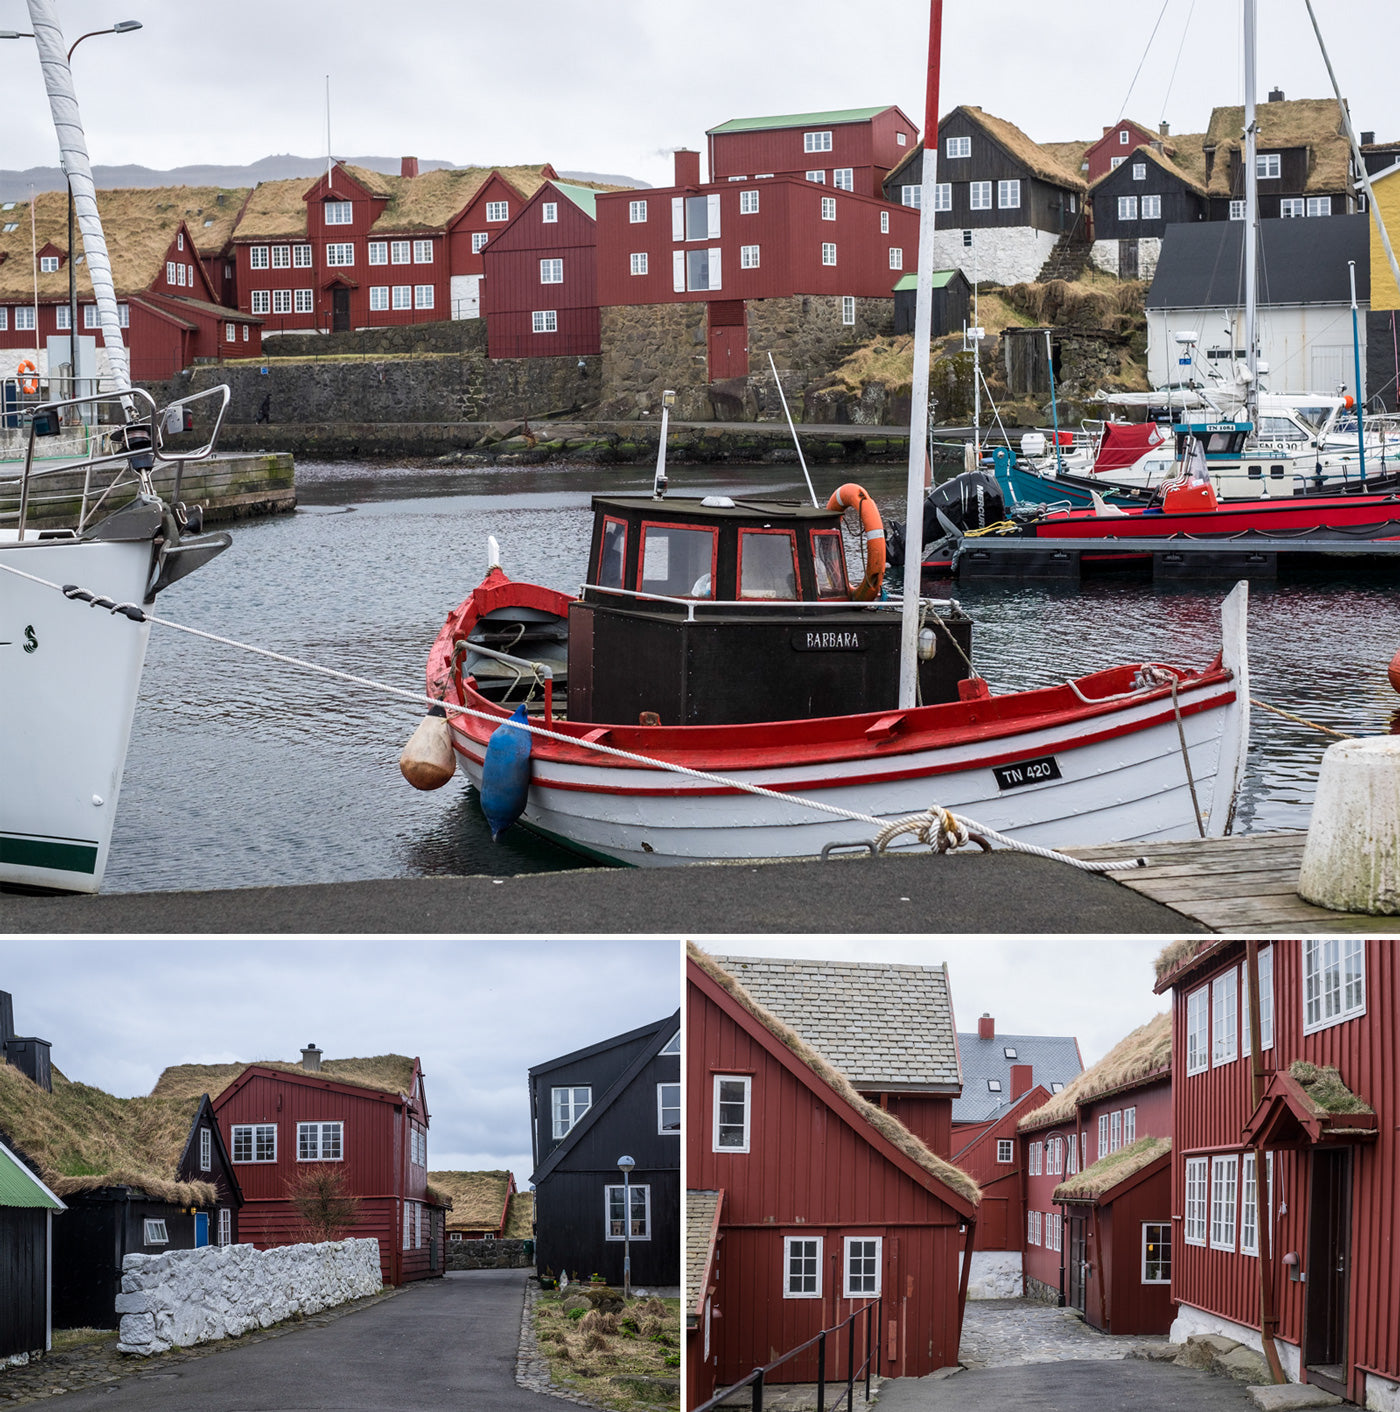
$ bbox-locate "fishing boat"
[0,1,232,894]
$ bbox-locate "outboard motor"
[887,471,1007,565]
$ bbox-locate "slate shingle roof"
[953,1030,1082,1123]
[709,955,960,1090]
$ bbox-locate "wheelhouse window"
[738,529,799,600]
[639,523,718,599]
[231,1124,277,1163]
[810,530,848,596]
[297,1121,343,1161]
[597,517,628,588]
[784,1236,822,1296]
[1212,969,1238,1065]
[1143,1223,1171,1283]
[1186,985,1209,1074]
[605,1183,650,1239]
[657,1081,681,1134]
[1304,940,1365,1033]
[551,1086,591,1138]
[844,1237,881,1296]
[1184,1157,1208,1245]
[713,1074,751,1152]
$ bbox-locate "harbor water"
[106,460,1400,894]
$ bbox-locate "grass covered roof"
[1020,1011,1171,1132]
[1289,1061,1373,1116]
[1203,98,1350,196]
[0,1062,215,1206]
[1054,1135,1171,1203]
[152,1054,418,1103]
[430,1170,514,1231]
[503,1188,533,1239]
[959,106,1088,192]
[689,944,979,1207]
[1154,939,1227,987]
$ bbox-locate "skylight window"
[1003,1047,1017,1059]
[987,1079,1002,1093]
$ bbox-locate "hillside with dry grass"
[533,1290,680,1411]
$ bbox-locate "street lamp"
[616,1154,635,1302]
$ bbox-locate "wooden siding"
[1091,1166,1174,1334]
[952,1087,1049,1252]
[1084,123,1158,185]
[0,1207,47,1357]
[1091,161,1207,241]
[446,173,525,278]
[689,966,967,1382]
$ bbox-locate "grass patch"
[50,1328,119,1353]
[533,1290,680,1412]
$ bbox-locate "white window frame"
[471,232,488,254]
[969,181,992,211]
[901,185,922,208]
[998,179,1021,209]
[804,131,833,153]
[297,1121,344,1161]
[531,309,557,333]
[843,1236,882,1297]
[392,285,413,310]
[739,190,759,215]
[1111,156,1125,171]
[551,1085,591,1138]
[821,242,837,266]
[1184,1157,1209,1246]
[486,201,509,223]
[271,244,291,269]
[326,243,354,267]
[806,170,826,184]
[368,241,388,266]
[833,168,853,192]
[39,255,59,273]
[1304,940,1366,1033]
[324,200,353,225]
[1132,163,1147,181]
[659,1030,680,1056]
[14,306,35,330]
[389,240,411,265]
[403,1201,413,1251]
[1229,200,1247,221]
[1110,1110,1122,1152]
[0,308,8,331]
[541,202,558,224]
[933,183,952,212]
[1257,153,1281,179]
[55,305,70,330]
[1210,1154,1239,1252]
[1280,198,1306,218]
[1142,194,1162,220]
[1240,1152,1260,1256]
[1030,1141,1041,1176]
[1124,1107,1136,1145]
[1142,1223,1171,1284]
[630,252,649,276]
[1119,129,1131,145]
[231,1123,277,1164]
[143,1219,169,1246]
[604,1183,651,1240]
[1213,969,1239,1066]
[713,1074,751,1152]
[224,321,235,341]
[740,245,760,269]
[414,284,434,309]
[880,210,889,234]
[1098,1114,1109,1159]
[370,286,389,311]
[888,247,903,270]
[272,289,293,315]
[1306,196,1332,217]
[996,1139,1013,1164]
[293,244,313,268]
[539,257,564,285]
[250,290,271,315]
[249,246,269,270]
[1186,986,1209,1074]
[217,1208,231,1247]
[413,239,434,264]
[629,199,648,223]
[821,196,837,221]
[1118,196,1139,221]
[1028,1209,1039,1245]
[784,1235,822,1297]
[947,135,971,158]
[199,1127,212,1172]
[1067,1134,1078,1175]
[841,295,855,325]
[294,288,314,314]
[657,1081,681,1134]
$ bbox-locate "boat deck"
[1064,829,1400,935]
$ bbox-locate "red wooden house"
[480,179,603,358]
[156,1046,448,1287]
[1154,940,1397,1406]
[1019,1012,1173,1334]
[1082,118,1168,185]
[687,946,979,1407]
[707,105,919,198]
[594,150,920,380]
[0,187,260,384]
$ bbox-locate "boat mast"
[898,0,944,711]
[1242,0,1259,426]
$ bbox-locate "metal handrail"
[692,1296,881,1412]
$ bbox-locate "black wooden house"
[1089,147,1207,243]
[893,269,972,335]
[0,1136,65,1362]
[529,1012,680,1288]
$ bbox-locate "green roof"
[893,270,960,292]
[0,1140,63,1210]
[708,106,892,135]
[550,181,599,220]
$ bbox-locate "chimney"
[301,1044,323,1072]
[1361,131,1376,147]
[1102,125,1112,136]
[401,156,419,179]
[0,991,12,1046]
[977,1013,994,1040]
[1159,120,1170,137]
[674,148,701,189]
[1268,87,1285,103]
[1010,1063,1034,1100]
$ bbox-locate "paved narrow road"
[36,1269,559,1411]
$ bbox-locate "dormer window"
[1051,1082,1065,1094]
[325,200,354,225]
[39,255,59,272]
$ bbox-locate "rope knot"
[874,806,989,856]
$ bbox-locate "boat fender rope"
[61,584,147,622]
[1248,696,1354,740]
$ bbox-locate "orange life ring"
[17,358,37,395]
[826,482,886,600]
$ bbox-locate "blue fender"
[480,704,532,841]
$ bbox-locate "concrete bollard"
[1297,736,1400,914]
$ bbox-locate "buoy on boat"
[480,703,532,841]
[826,483,886,600]
[399,705,455,791]
[1388,647,1400,695]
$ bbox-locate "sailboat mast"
[898,0,944,711]
[1242,0,1259,424]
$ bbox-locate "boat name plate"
[790,629,868,652]
[993,756,1062,791]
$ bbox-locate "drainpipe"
[1246,940,1286,1385]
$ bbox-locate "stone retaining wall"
[115,1237,382,1356]
[445,1238,532,1271]
[256,319,487,358]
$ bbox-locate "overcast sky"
[695,938,1171,1069]
[1,1,1396,187]
[0,939,680,1188]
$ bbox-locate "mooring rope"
[0,556,1151,873]
[1249,696,1355,740]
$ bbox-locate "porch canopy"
[1243,1062,1378,1149]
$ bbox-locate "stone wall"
[960,1249,1024,1300]
[1023,1274,1061,1307]
[599,303,709,418]
[114,1238,382,1356]
[255,319,487,358]
[445,1238,532,1271]
[1168,1303,1301,1382]
[923,226,1060,288]
[1091,238,1163,283]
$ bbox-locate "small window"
[1119,129,1130,145]
[390,240,411,264]
[630,252,649,275]
[1256,153,1281,179]
[1111,156,1125,170]
[740,244,760,269]
[231,1124,277,1163]
[1229,200,1247,221]
[413,239,433,264]
[969,181,992,210]
[486,201,509,223]
[1124,1107,1136,1145]
[249,290,270,315]
[217,1208,231,1247]
[840,295,855,326]
[249,247,269,270]
[56,306,71,330]
[804,131,833,153]
[392,285,413,310]
[833,169,853,192]
[659,1030,681,1056]
[370,286,390,311]
[295,288,314,313]
[1030,1142,1041,1177]
[739,190,759,214]
[294,244,313,267]
[1111,1110,1122,1152]
[1002,1046,1018,1059]
[897,133,907,146]
[14,307,34,330]
[271,244,291,268]
[326,242,355,267]
[39,255,59,273]
[1098,1113,1110,1159]
[1306,196,1332,217]
[1304,940,1365,1033]
[932,183,952,212]
[901,184,922,208]
[225,321,235,340]
[784,1236,822,1296]
[297,1121,343,1161]
[738,529,799,600]
[531,309,557,333]
[713,1074,751,1152]
[1132,162,1146,181]
[888,247,903,270]
[143,1219,169,1246]
[843,1236,881,1296]
[368,241,388,265]
[472,232,488,254]
[1051,1082,1064,1095]
[947,135,971,158]
[640,523,718,598]
[1118,196,1138,221]
[199,1128,212,1172]
[657,1081,681,1134]
[541,202,558,224]
[629,199,648,223]
[1186,986,1209,1074]
[805,170,826,184]
[605,1183,650,1239]
[324,200,353,224]
[821,242,837,266]
[987,1079,1002,1093]
[821,196,837,221]
[811,529,848,596]
[996,1139,1014,1164]
[272,289,293,314]
[551,1086,591,1138]
[998,180,1020,209]
[414,284,434,309]
[1142,194,1162,220]
[880,210,889,234]
[1211,1155,1239,1251]
[1213,969,1239,1065]
[1280,198,1305,218]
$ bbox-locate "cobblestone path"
[957,1299,1169,1369]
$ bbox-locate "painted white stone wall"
[924,226,1060,289]
[450,273,482,320]
[1367,1369,1400,1412]
[959,1249,1024,1299]
[1138,237,1163,282]
[1168,1302,1301,1382]
[115,1237,382,1356]
[1090,240,1121,277]
[1090,237,1162,281]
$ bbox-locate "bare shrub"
[286,1164,361,1241]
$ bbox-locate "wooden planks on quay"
[1064,830,1400,935]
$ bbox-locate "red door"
[707,306,748,381]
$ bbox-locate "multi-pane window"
[629,199,648,222]
[199,1128,212,1172]
[657,1082,681,1134]
[272,289,292,314]
[370,286,389,311]
[1124,1107,1136,1145]
[888,247,903,270]
[821,243,837,266]
[1256,154,1281,179]
[901,185,921,208]
[997,1139,1014,1164]
[1028,1210,1041,1245]
[144,1219,169,1245]
[806,170,826,184]
[324,200,353,224]
[1280,198,1306,218]
[218,1208,231,1246]
[1132,163,1147,181]
[326,243,354,267]
[785,1236,822,1296]
[1213,969,1239,1065]
[392,285,413,310]
[232,1124,277,1163]
[390,240,411,264]
[368,241,389,265]
[225,321,235,341]
[1111,156,1125,170]
[880,210,889,234]
[833,169,853,191]
[1186,986,1209,1074]
[1066,1135,1078,1175]
[297,1121,343,1161]
[714,1075,751,1151]
[933,183,952,212]
[486,201,509,222]
[1143,1223,1171,1283]
[740,245,760,269]
[531,309,557,333]
[413,240,433,263]
[843,1237,881,1296]
[1304,940,1365,1032]
[821,196,837,221]
[14,307,34,329]
[841,295,855,325]
[39,254,59,272]
[552,1086,591,1138]
[1229,200,1247,220]
[414,285,434,309]
[1240,1152,1260,1255]
[271,244,291,268]
[540,258,563,284]
[0,308,7,330]
[1030,1141,1042,1176]
[1098,1114,1110,1159]
[630,252,648,275]
[250,290,271,314]
[471,232,488,254]
[1119,129,1131,145]
[1184,1157,1208,1245]
[541,203,558,224]
[947,135,971,158]
[969,182,992,210]
[1210,1155,1239,1251]
[739,190,759,214]
[998,180,1021,209]
[1049,1213,1062,1252]
[1141,195,1162,219]
[1118,196,1139,220]
[605,1183,650,1239]
[56,306,71,330]
[804,131,833,152]
[1307,196,1332,216]
[249,247,269,270]
[294,244,313,267]
[1110,1110,1122,1152]
[295,288,314,313]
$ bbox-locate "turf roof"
[430,1170,514,1231]
[1289,1061,1373,1116]
[1020,1012,1171,1132]
[152,1054,418,1103]
[1203,97,1350,196]
[957,106,1087,192]
[503,1188,534,1239]
[1054,1135,1171,1203]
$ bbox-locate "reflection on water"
[105,460,1400,892]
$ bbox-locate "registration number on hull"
[993,756,1062,790]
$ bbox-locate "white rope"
[0,556,1148,874]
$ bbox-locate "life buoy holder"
[17,359,37,395]
[827,482,886,601]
